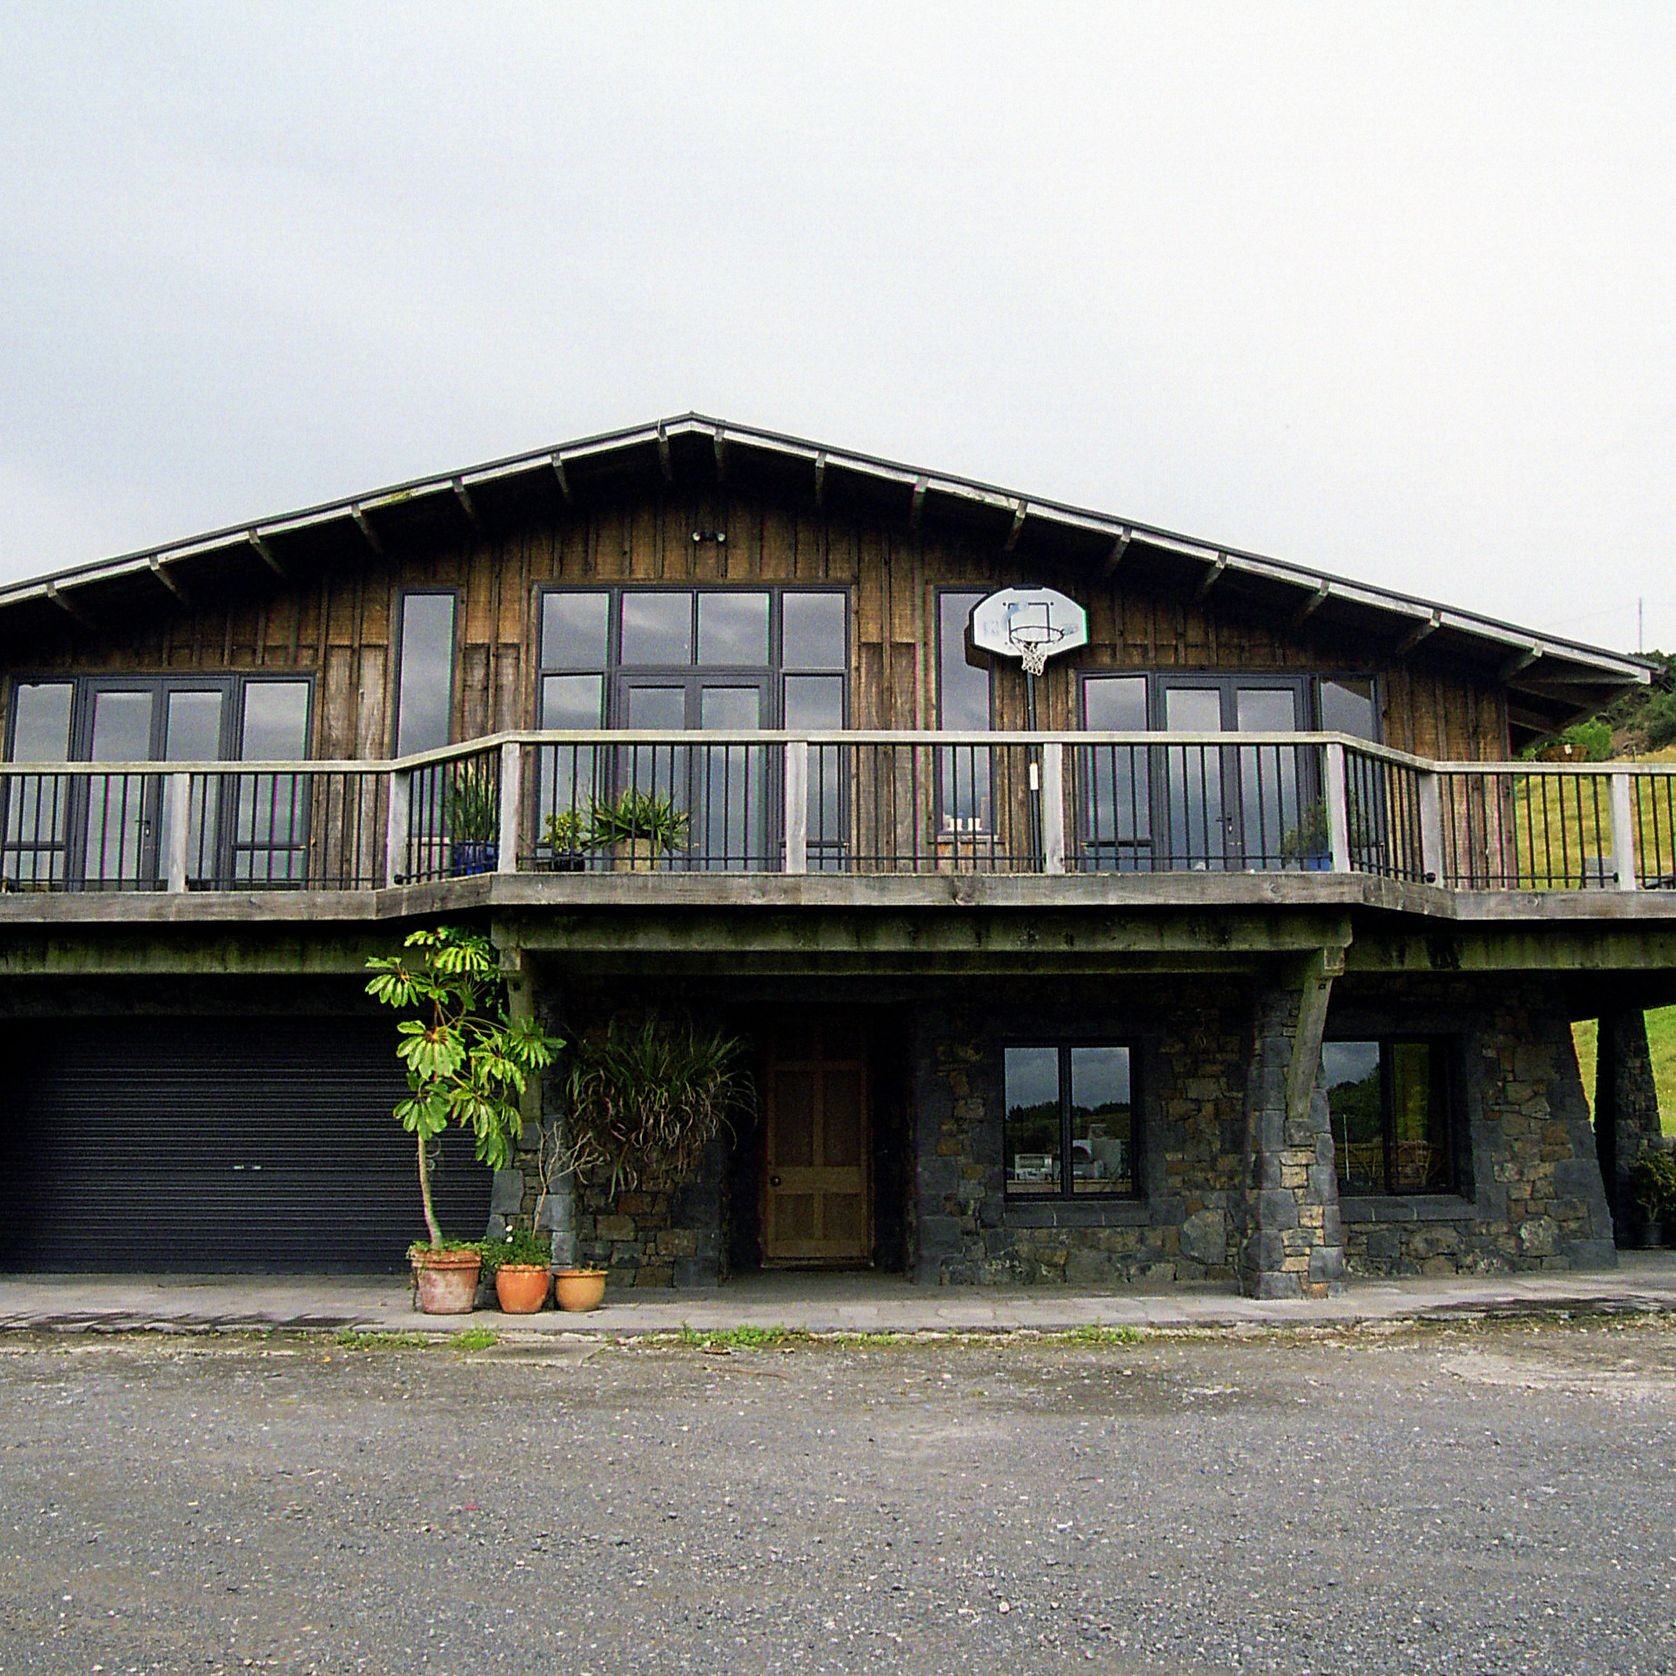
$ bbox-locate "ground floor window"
[1324,1038,1455,1195]
[1004,1043,1135,1198]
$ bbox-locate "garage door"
[0,1016,495,1271]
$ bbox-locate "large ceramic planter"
[412,1248,482,1315]
[612,840,660,874]
[553,1267,608,1312]
[495,1264,552,1313]
[450,840,499,877]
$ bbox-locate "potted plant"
[478,1225,554,1313]
[365,925,562,1313]
[1626,1151,1676,1248]
[1279,802,1333,871]
[443,766,500,876]
[588,789,690,872]
[539,809,589,873]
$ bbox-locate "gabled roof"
[1,412,1647,734]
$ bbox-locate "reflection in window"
[4,682,73,885]
[236,681,311,884]
[620,591,693,665]
[1320,678,1378,740]
[1005,1043,1135,1199]
[394,593,456,755]
[1079,676,1150,870]
[938,592,991,831]
[1325,1038,1454,1195]
[697,591,769,666]
[781,592,847,670]
[541,591,609,668]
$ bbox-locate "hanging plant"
[563,1014,753,1198]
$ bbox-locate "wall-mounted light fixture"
[691,529,727,545]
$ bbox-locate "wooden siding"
[3,491,1509,761]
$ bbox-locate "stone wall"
[1336,978,1615,1277]
[911,984,1249,1286]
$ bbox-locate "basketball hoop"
[969,587,1089,678]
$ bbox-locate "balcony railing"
[2,731,1672,896]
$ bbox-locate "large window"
[1004,1043,1136,1199]
[393,591,457,755]
[1324,1038,1456,1196]
[937,591,993,831]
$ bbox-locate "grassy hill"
[1572,1008,1676,1136]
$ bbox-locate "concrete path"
[2,1253,1673,1337]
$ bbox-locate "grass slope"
[1572,1007,1676,1136]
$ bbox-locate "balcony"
[1,731,1673,920]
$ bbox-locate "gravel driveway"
[1,1319,1672,1675]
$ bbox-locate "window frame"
[1324,1034,1459,1197]
[1002,1039,1140,1203]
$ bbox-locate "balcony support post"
[1609,771,1638,891]
[783,740,808,876]
[1040,742,1066,875]
[1322,743,1351,873]
[386,768,411,888]
[1418,769,1445,886]
[498,742,522,875]
[163,773,190,893]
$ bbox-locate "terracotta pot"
[412,1248,482,1315]
[612,840,660,874]
[495,1264,552,1313]
[553,1267,608,1312]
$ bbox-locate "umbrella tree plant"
[365,925,562,1251]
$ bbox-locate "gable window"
[1324,1038,1456,1196]
[1004,1043,1136,1200]
[393,591,457,755]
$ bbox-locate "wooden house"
[0,415,1670,1297]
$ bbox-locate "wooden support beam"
[1003,499,1028,555]
[1102,530,1132,575]
[248,532,288,579]
[713,429,728,482]
[451,479,483,534]
[1193,553,1228,603]
[147,555,190,607]
[1498,644,1542,683]
[908,476,927,530]
[812,451,827,507]
[1395,612,1441,656]
[44,582,95,631]
[350,505,384,557]
[550,453,574,505]
[657,424,673,483]
[1290,581,1330,627]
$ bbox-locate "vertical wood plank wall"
[6,491,1509,761]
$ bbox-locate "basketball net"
[1018,642,1049,678]
[1008,623,1064,678]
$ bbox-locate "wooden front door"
[762,1023,870,1266]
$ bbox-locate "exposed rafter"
[1290,581,1331,627]
[550,452,574,505]
[1003,499,1028,555]
[1499,644,1542,683]
[908,476,928,530]
[350,505,384,557]
[657,424,673,484]
[147,555,190,606]
[1102,530,1132,575]
[247,532,288,580]
[713,429,728,482]
[1396,612,1442,656]
[452,479,483,535]
[812,451,827,507]
[44,581,95,630]
[1193,553,1229,603]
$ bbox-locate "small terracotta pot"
[495,1264,552,1313]
[553,1267,608,1312]
[412,1249,482,1315]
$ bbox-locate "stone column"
[501,945,578,1266]
[1595,1008,1664,1234]
[1239,949,1346,1299]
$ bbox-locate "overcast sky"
[3,2,1673,653]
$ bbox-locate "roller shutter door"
[0,1016,494,1271]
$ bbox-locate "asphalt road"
[0,1319,1672,1675]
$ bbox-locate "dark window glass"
[1080,676,1151,867]
[781,592,847,669]
[541,674,604,728]
[1081,675,1146,731]
[620,592,692,665]
[697,591,769,666]
[784,675,844,729]
[1069,1046,1134,1195]
[938,592,990,731]
[542,591,609,668]
[1004,1047,1062,1198]
[8,682,73,761]
[1006,1043,1135,1200]
[1326,1038,1453,1195]
[395,593,456,755]
[624,684,685,729]
[241,682,310,759]
[1320,678,1378,741]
